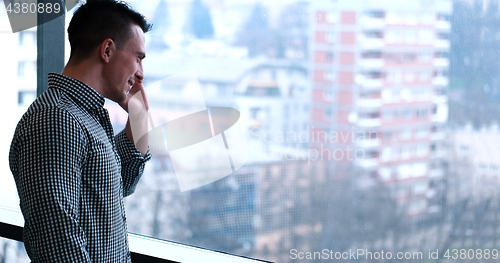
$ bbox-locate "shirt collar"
[48,73,106,114]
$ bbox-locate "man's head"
[68,0,152,63]
[67,0,152,103]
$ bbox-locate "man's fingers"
[130,81,149,111]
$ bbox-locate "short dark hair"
[68,0,152,62]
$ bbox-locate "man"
[9,0,152,262]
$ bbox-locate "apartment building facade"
[309,0,451,216]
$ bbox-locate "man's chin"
[107,93,127,105]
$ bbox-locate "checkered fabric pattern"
[9,73,151,262]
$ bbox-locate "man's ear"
[99,38,115,63]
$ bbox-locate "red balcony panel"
[339,52,355,65]
[338,71,354,85]
[312,89,326,102]
[313,70,333,83]
[311,108,324,121]
[340,31,356,45]
[336,110,350,124]
[316,11,328,24]
[314,51,334,64]
[315,31,329,44]
[337,91,353,105]
[341,11,356,25]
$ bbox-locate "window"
[402,108,412,119]
[383,130,394,141]
[421,12,434,24]
[406,12,418,25]
[406,30,417,43]
[419,30,434,44]
[17,61,26,78]
[18,91,36,107]
[327,11,339,24]
[385,30,397,43]
[398,164,411,179]
[414,182,427,194]
[400,128,412,140]
[416,126,428,138]
[404,71,416,82]
[381,147,392,161]
[250,107,261,119]
[416,144,429,156]
[419,51,432,62]
[327,31,337,43]
[419,71,431,81]
[217,84,227,96]
[401,146,411,159]
[325,70,335,81]
[326,51,334,61]
[362,51,382,59]
[2,1,488,263]
[325,108,333,119]
[324,89,334,101]
[379,167,392,181]
[416,108,429,118]
[19,31,36,47]
[394,70,402,83]
[383,110,394,120]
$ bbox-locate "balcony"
[436,20,451,30]
[433,58,450,67]
[430,150,446,159]
[356,138,380,148]
[358,35,384,49]
[434,39,451,49]
[357,118,381,127]
[429,168,445,178]
[430,131,446,141]
[359,16,385,29]
[359,58,384,69]
[431,104,448,123]
[356,98,382,108]
[355,157,378,168]
[433,94,448,104]
[432,77,449,87]
[355,74,383,89]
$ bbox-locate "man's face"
[104,24,146,103]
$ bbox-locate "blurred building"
[110,54,316,258]
[447,123,500,201]
[0,6,36,262]
[110,55,312,151]
[309,0,451,216]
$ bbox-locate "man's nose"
[135,70,144,83]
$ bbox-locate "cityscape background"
[2,0,500,262]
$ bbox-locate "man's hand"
[121,78,149,156]
[119,77,149,113]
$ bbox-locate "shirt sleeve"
[9,108,92,263]
[115,129,151,197]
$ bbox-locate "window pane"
[8,0,500,263]
[101,1,450,262]
[0,2,37,210]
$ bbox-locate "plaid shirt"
[9,73,151,262]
